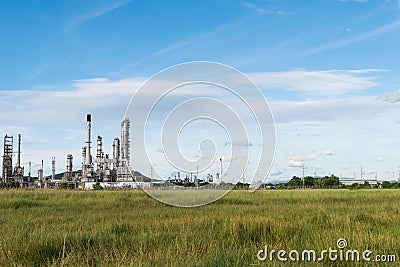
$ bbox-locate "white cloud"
[322,149,333,155]
[288,152,316,167]
[288,159,303,167]
[249,69,381,95]
[1,72,399,180]
[0,77,144,127]
[243,2,269,14]
[383,89,400,103]
[376,156,385,162]
[224,141,253,147]
[270,96,386,124]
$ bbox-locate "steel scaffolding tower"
[2,135,13,182]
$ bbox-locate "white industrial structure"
[58,113,144,188]
[120,119,130,166]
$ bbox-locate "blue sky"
[0,0,400,181]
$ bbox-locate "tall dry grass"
[0,189,398,266]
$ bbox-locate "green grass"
[0,189,399,266]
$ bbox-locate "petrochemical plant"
[0,114,151,189]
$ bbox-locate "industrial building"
[1,114,150,189]
[63,114,147,188]
[1,134,25,184]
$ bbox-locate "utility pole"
[361,166,363,180]
[302,165,305,188]
[219,158,222,185]
[150,165,153,188]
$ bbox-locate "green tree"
[93,182,103,190]
[381,181,393,189]
[287,176,301,188]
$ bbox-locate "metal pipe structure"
[104,154,109,170]
[2,135,13,182]
[51,157,55,180]
[38,159,44,188]
[112,138,120,170]
[13,134,23,179]
[67,154,73,173]
[82,146,86,179]
[120,119,130,168]
[16,134,21,174]
[220,158,222,184]
[85,114,92,167]
[96,135,103,172]
[38,169,43,182]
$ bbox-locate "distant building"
[339,178,378,186]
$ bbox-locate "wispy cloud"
[250,69,382,95]
[243,2,269,14]
[337,0,368,2]
[0,77,144,127]
[322,149,333,155]
[303,19,400,56]
[64,0,132,31]
[382,88,400,103]
[270,171,283,176]
[224,141,253,147]
[115,18,247,74]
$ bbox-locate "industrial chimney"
[85,114,92,166]
[16,134,21,175]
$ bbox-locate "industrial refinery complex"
[1,113,384,189]
[1,114,152,189]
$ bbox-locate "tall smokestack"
[85,114,92,166]
[16,134,21,170]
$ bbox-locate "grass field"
[0,189,399,266]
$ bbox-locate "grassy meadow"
[0,189,399,266]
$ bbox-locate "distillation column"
[51,157,56,180]
[84,114,93,181]
[2,135,13,182]
[121,119,130,168]
[96,135,103,179]
[120,119,131,181]
[112,138,120,170]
